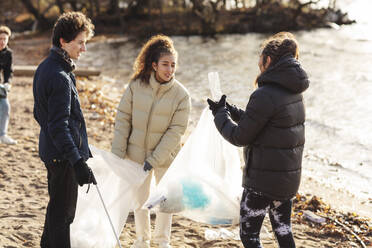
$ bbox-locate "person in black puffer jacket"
[207,32,309,248]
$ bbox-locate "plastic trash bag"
[145,72,243,225]
[208,71,223,100]
[71,145,148,248]
[204,227,240,241]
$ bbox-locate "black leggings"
[239,188,296,248]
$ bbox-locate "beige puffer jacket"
[111,73,191,168]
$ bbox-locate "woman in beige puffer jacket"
[111,35,191,248]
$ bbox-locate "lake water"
[78,0,372,217]
[294,0,372,214]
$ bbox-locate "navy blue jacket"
[33,49,91,166]
[214,55,309,200]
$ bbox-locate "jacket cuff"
[214,108,230,131]
[146,156,158,169]
[66,148,82,166]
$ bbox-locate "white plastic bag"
[208,72,223,100]
[204,227,240,241]
[145,72,243,225]
[71,145,148,248]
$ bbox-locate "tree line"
[2,0,351,35]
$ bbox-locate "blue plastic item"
[181,180,210,209]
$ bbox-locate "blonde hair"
[0,26,11,37]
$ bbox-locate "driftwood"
[322,215,368,248]
[13,65,101,77]
[332,218,367,248]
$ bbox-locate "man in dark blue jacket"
[33,12,96,248]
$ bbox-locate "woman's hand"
[143,161,153,172]
[207,95,226,116]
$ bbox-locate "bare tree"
[19,0,51,30]
[190,0,225,34]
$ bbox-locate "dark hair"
[131,34,178,84]
[52,12,94,48]
[261,31,299,67]
[254,32,299,87]
[0,25,11,37]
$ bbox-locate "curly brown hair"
[0,25,11,37]
[260,31,299,67]
[131,34,178,84]
[52,11,94,48]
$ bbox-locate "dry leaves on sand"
[293,194,372,247]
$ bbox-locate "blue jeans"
[0,97,10,136]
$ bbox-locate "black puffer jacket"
[214,54,309,200]
[0,47,13,84]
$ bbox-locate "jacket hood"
[257,54,309,93]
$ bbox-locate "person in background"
[0,25,17,145]
[112,34,191,248]
[207,32,309,248]
[33,12,96,248]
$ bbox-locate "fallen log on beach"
[13,65,101,77]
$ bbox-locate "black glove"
[143,161,153,172]
[225,101,233,112]
[73,159,94,186]
[207,94,226,116]
[226,101,241,122]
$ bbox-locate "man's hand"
[3,83,10,92]
[73,159,95,186]
[207,95,226,116]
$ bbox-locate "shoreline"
[299,173,372,219]
[1,33,370,247]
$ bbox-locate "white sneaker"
[158,242,172,248]
[0,135,17,145]
[130,239,150,248]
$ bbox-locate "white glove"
[3,83,11,92]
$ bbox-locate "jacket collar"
[149,72,175,96]
[0,46,9,54]
[49,47,75,73]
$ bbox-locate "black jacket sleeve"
[227,102,245,122]
[47,75,81,166]
[214,89,274,147]
[3,50,13,84]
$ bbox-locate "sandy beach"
[0,33,371,247]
